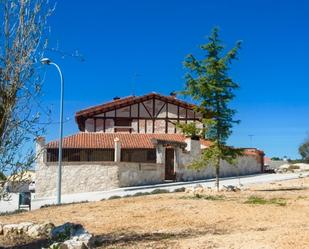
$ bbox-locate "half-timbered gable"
[75,92,203,134]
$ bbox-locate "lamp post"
[41,58,64,204]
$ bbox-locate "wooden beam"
[141,101,152,118]
[152,97,155,133]
[165,101,168,133]
[137,103,140,133]
[175,105,180,133]
[86,117,200,121]
[129,105,132,134]
[103,113,106,132]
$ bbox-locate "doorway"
[165,148,175,180]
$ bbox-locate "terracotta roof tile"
[46,133,212,149]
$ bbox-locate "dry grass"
[1,177,309,249]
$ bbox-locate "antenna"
[132,73,140,96]
[248,134,254,148]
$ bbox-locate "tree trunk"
[215,158,220,191]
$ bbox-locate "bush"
[132,192,151,197]
[108,195,121,200]
[0,209,27,216]
[245,196,286,206]
[150,189,170,194]
[173,187,186,193]
[180,194,225,201]
[40,201,88,209]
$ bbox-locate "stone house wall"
[35,137,263,198]
[35,161,164,198]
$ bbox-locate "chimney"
[36,136,46,166]
[185,137,201,156]
[170,91,177,98]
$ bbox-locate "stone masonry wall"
[35,162,119,198]
[175,139,262,181]
[118,163,164,187]
[35,161,164,198]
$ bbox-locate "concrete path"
[1,172,308,212]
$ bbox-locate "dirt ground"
[1,177,309,249]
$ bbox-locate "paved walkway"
[1,172,308,212]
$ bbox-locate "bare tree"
[0,0,53,199]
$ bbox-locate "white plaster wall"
[131,104,138,117]
[167,103,177,118]
[116,106,130,117]
[105,119,114,133]
[96,119,104,132]
[85,119,95,132]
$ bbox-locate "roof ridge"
[76,95,135,115]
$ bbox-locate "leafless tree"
[0,0,53,199]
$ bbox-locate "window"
[147,150,156,161]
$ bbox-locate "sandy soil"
[1,177,309,249]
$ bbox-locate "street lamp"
[41,57,64,204]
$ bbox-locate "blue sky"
[41,0,309,159]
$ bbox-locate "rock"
[294,163,309,171]
[223,185,240,192]
[3,224,19,236]
[51,223,93,248]
[51,222,82,240]
[27,222,54,238]
[0,223,3,235]
[17,222,33,234]
[274,163,309,173]
[61,240,88,249]
[185,187,193,193]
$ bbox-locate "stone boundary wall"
[175,139,263,181]
[177,155,261,181]
[118,163,164,187]
[36,162,164,198]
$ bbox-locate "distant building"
[35,92,264,197]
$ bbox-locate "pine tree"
[182,28,242,191]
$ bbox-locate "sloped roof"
[75,92,198,130]
[46,133,212,149]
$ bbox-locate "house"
[5,170,35,193]
[35,92,264,197]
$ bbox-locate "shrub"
[132,192,150,197]
[40,201,88,209]
[108,195,121,200]
[0,209,26,216]
[150,189,170,194]
[180,194,225,201]
[245,196,286,206]
[173,187,186,192]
